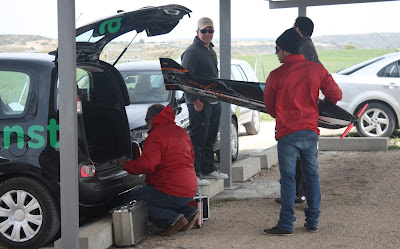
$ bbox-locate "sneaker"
[197,176,210,186]
[204,170,228,179]
[159,216,188,236]
[180,210,200,232]
[274,196,306,204]
[263,226,293,236]
[304,223,319,232]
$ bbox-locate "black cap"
[276,28,301,54]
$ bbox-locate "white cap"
[198,17,214,30]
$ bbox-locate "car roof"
[337,52,400,75]
[0,53,54,61]
[115,60,161,72]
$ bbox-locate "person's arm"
[263,74,277,118]
[320,69,342,105]
[181,49,202,108]
[119,135,163,175]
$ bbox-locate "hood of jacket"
[149,105,175,132]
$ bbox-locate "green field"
[237,48,394,82]
[237,48,395,122]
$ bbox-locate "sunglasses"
[200,29,215,34]
[275,47,282,53]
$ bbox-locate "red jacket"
[264,54,342,140]
[124,105,197,198]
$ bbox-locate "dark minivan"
[0,5,190,249]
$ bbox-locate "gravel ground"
[112,150,400,249]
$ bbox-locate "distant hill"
[0,34,57,53]
[313,33,400,50]
[1,33,399,55]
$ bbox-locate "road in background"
[237,122,350,161]
[237,122,276,161]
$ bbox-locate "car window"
[76,29,104,43]
[378,61,400,78]
[76,68,91,101]
[0,70,31,117]
[120,71,171,104]
[231,65,248,81]
[337,57,384,75]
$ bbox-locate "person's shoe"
[263,226,293,236]
[204,170,228,179]
[180,210,200,232]
[304,223,319,233]
[197,175,210,186]
[274,196,305,204]
[159,216,188,236]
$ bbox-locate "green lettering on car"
[99,17,122,35]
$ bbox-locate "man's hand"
[194,100,203,112]
[117,157,128,170]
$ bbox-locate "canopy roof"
[268,0,397,8]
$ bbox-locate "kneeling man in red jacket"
[118,104,199,236]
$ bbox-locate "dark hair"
[146,104,165,122]
[294,17,314,37]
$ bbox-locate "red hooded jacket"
[124,105,197,198]
[264,54,342,140]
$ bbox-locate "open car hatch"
[52,5,191,62]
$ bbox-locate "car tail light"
[80,164,96,177]
[77,96,83,114]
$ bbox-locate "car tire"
[215,117,239,162]
[356,102,396,137]
[0,177,60,249]
[244,111,260,135]
[231,118,239,162]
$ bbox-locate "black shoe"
[263,226,293,236]
[304,223,319,232]
[274,196,305,204]
[296,196,306,203]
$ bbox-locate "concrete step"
[197,178,224,197]
[232,157,261,182]
[54,216,113,249]
[319,137,389,151]
[255,145,278,170]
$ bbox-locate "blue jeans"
[121,185,198,226]
[187,102,221,175]
[276,130,321,231]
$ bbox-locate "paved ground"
[114,150,400,249]
[107,123,400,249]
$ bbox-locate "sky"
[1,0,400,42]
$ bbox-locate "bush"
[344,44,357,49]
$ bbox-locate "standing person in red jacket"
[275,16,321,205]
[117,104,199,236]
[263,28,342,236]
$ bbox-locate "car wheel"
[0,177,60,249]
[215,118,239,162]
[356,103,395,137]
[244,111,260,135]
[231,118,239,162]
